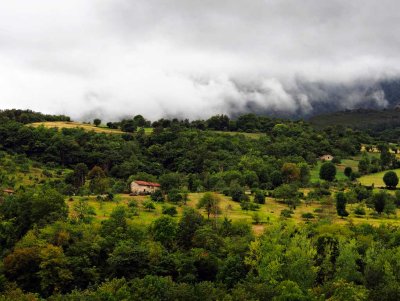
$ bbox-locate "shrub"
[319,162,336,182]
[128,200,138,208]
[383,171,399,189]
[151,190,165,202]
[167,189,182,203]
[230,183,246,202]
[143,200,156,211]
[354,206,366,216]
[302,212,314,219]
[252,213,261,224]
[254,190,266,204]
[336,192,349,217]
[280,209,294,218]
[240,201,259,211]
[162,205,178,216]
[344,167,353,178]
[106,192,114,201]
[42,170,52,177]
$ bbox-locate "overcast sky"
[0,0,399,120]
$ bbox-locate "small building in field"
[130,180,160,195]
[319,154,333,161]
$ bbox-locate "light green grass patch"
[214,131,265,139]
[358,169,400,187]
[310,161,348,183]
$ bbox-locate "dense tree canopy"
[319,162,336,182]
[383,171,399,189]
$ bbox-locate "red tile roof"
[134,180,161,187]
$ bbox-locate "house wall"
[130,182,159,195]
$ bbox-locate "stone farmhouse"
[319,154,333,161]
[130,180,161,195]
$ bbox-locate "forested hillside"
[1,110,400,300]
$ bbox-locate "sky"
[0,0,400,121]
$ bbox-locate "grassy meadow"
[310,160,353,182]
[358,168,400,187]
[29,121,154,135]
[214,131,265,139]
[30,121,124,134]
[67,192,400,235]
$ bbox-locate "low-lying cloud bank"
[0,0,400,121]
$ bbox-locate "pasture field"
[358,168,400,187]
[30,121,124,134]
[310,161,349,182]
[67,192,400,234]
[29,121,155,135]
[214,131,265,139]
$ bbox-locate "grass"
[310,161,349,182]
[29,122,269,139]
[30,121,156,135]
[358,169,400,187]
[214,131,265,139]
[30,121,124,134]
[67,192,400,234]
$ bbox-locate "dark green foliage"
[150,216,177,248]
[383,171,399,189]
[121,119,137,132]
[298,163,310,185]
[167,189,183,203]
[176,208,204,249]
[301,212,314,219]
[372,191,388,214]
[336,192,349,217]
[162,205,178,216]
[4,110,400,300]
[395,190,400,207]
[229,183,246,202]
[65,163,88,190]
[280,209,294,218]
[159,173,184,192]
[271,171,283,188]
[354,206,366,216]
[358,155,370,175]
[344,166,353,178]
[217,255,248,288]
[107,241,148,279]
[143,200,156,211]
[0,109,70,123]
[273,184,299,209]
[379,144,393,169]
[353,185,372,201]
[240,201,260,211]
[319,162,336,181]
[196,192,221,219]
[151,190,164,202]
[93,119,101,127]
[206,114,230,131]
[106,122,118,129]
[254,190,266,204]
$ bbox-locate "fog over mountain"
[1,0,400,121]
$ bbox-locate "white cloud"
[0,0,399,120]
